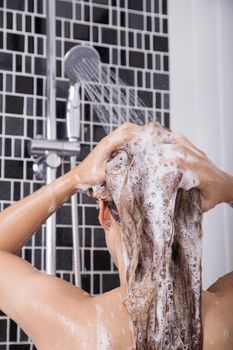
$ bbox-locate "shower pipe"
[29,0,81,286]
[46,0,57,276]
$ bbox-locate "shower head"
[64,45,101,84]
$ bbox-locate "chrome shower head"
[64,45,101,84]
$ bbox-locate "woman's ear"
[98,200,112,230]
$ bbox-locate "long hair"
[92,123,203,349]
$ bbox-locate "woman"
[0,122,232,349]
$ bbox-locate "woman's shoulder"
[202,272,233,350]
[207,271,233,294]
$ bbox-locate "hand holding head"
[77,122,141,186]
[172,134,233,212]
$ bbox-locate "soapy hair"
[91,122,203,350]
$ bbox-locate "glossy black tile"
[56,226,73,247]
[13,181,20,201]
[85,228,92,247]
[155,54,161,70]
[85,206,99,226]
[24,248,32,263]
[154,17,160,32]
[6,0,25,11]
[164,112,169,128]
[119,68,134,86]
[26,160,34,179]
[103,273,120,292]
[0,52,13,71]
[164,55,169,71]
[129,51,144,68]
[36,98,42,117]
[84,249,91,270]
[7,12,13,29]
[34,57,46,75]
[145,34,150,50]
[147,16,152,31]
[16,13,22,31]
[102,28,118,45]
[162,0,168,15]
[16,76,33,95]
[57,205,72,225]
[94,274,100,294]
[93,124,106,142]
[9,319,17,341]
[34,17,46,35]
[75,4,81,20]
[163,18,168,34]
[81,274,90,292]
[73,23,90,40]
[56,20,61,37]
[153,36,168,52]
[156,92,161,109]
[94,228,106,247]
[84,5,90,21]
[164,93,169,109]
[14,139,22,157]
[0,11,3,28]
[64,21,70,38]
[4,159,24,179]
[79,144,91,161]
[94,250,110,270]
[138,90,153,108]
[56,0,72,19]
[26,119,33,138]
[28,36,34,53]
[5,95,24,114]
[95,46,109,64]
[56,249,73,270]
[0,319,7,341]
[7,33,25,52]
[5,116,24,136]
[27,0,34,13]
[93,7,109,24]
[129,13,144,30]
[128,0,143,11]
[155,0,159,13]
[0,180,11,200]
[5,138,11,156]
[34,249,42,269]
[37,0,44,14]
[153,73,169,90]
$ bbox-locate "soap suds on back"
[96,321,113,350]
[91,122,203,349]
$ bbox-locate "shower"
[29,45,103,287]
[0,0,171,346]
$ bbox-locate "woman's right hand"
[76,123,141,187]
[173,135,233,212]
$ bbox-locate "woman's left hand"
[76,123,141,186]
[172,134,233,212]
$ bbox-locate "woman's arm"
[0,122,139,254]
[0,170,78,254]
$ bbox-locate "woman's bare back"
[0,250,232,349]
[34,274,233,350]
[34,285,134,350]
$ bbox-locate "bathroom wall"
[169,0,233,289]
[0,0,169,348]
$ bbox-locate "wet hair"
[91,122,203,349]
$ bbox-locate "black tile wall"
[0,0,170,348]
